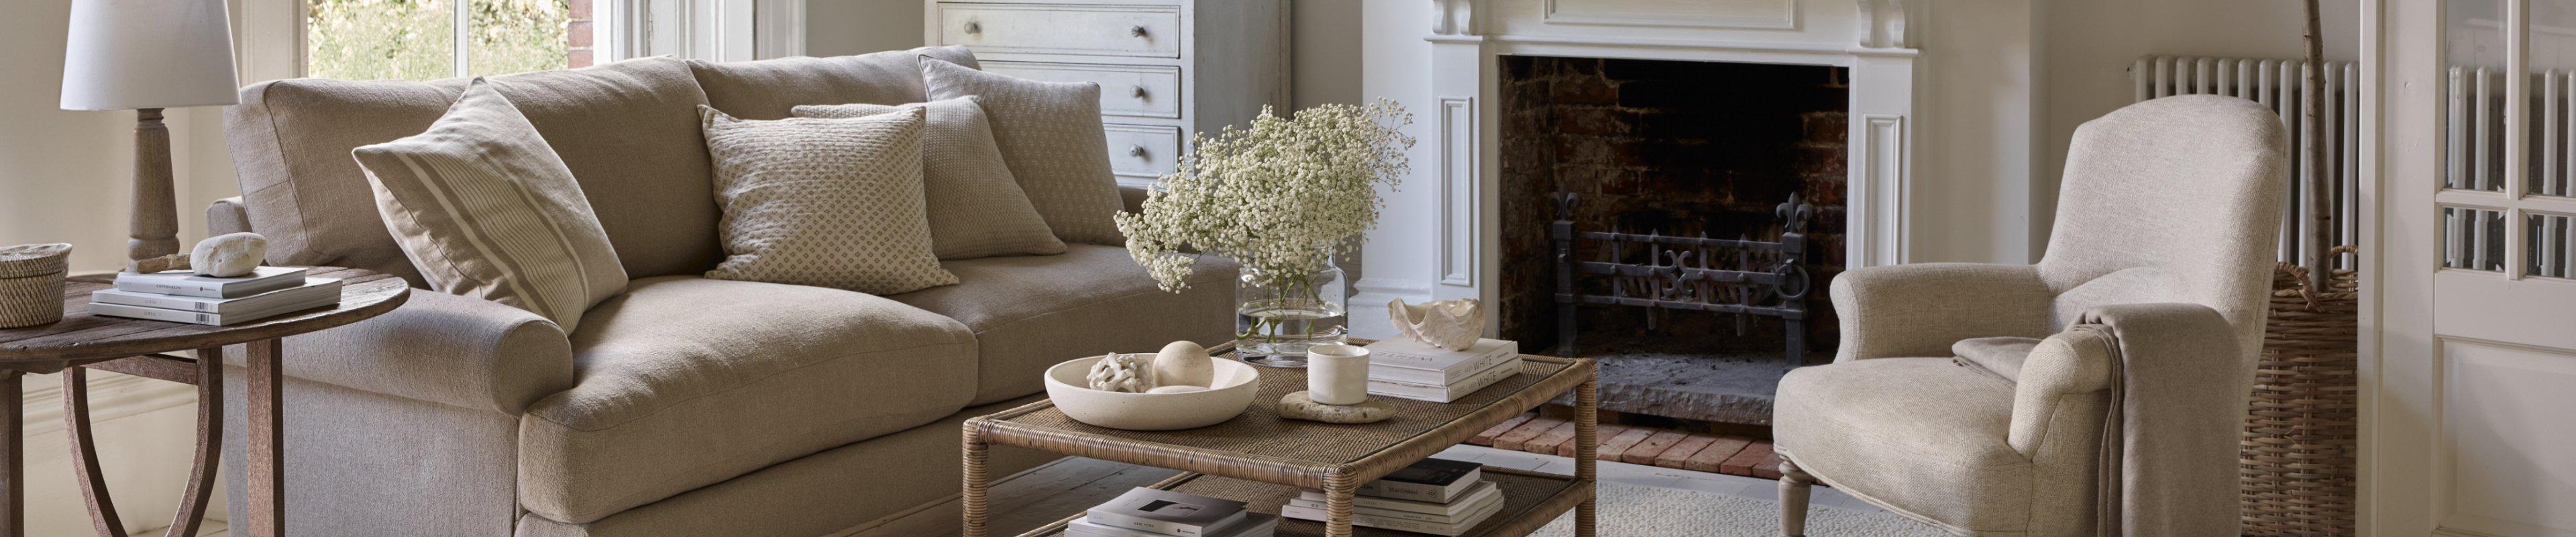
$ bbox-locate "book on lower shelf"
[1287,480,1503,524]
[1078,487,1277,537]
[90,271,334,326]
[1353,458,1483,503]
[1280,459,1505,537]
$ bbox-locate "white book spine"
[1285,499,1453,524]
[1280,505,1477,536]
[112,279,229,298]
[1368,357,1521,403]
[90,291,221,312]
[1370,342,1519,385]
[87,303,227,326]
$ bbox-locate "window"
[305,0,614,81]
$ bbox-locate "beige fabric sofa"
[205,48,1237,536]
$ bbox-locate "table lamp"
[60,0,240,273]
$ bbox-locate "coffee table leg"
[963,424,987,537]
[246,340,284,537]
[1324,472,1356,537]
[1575,378,1597,537]
[3,371,21,537]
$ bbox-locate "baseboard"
[19,371,199,437]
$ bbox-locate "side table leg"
[245,340,284,537]
[1324,472,1356,537]
[1576,378,1597,537]
[64,367,127,536]
[963,424,987,537]
[3,371,21,537]
[162,348,225,537]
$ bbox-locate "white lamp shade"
[60,0,241,111]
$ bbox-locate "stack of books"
[1362,338,1521,403]
[91,267,341,326]
[1075,487,1280,537]
[1283,458,1503,536]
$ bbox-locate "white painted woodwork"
[2369,1,2576,535]
[1358,0,1923,336]
[925,0,1290,189]
[2133,56,2366,270]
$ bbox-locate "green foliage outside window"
[307,0,570,81]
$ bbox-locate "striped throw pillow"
[353,79,629,331]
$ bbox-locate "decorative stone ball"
[1085,353,1157,393]
[190,232,267,277]
[1277,391,1395,424]
[1151,340,1214,387]
[1145,385,1207,394]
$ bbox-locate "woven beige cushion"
[794,97,1065,260]
[920,56,1126,245]
[352,79,629,332]
[698,106,957,294]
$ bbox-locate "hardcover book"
[91,278,341,314]
[1354,458,1483,503]
[112,266,307,299]
[1085,488,1249,537]
[1280,495,1503,536]
[1289,481,1502,524]
[1068,513,1278,537]
[1366,355,1522,403]
[1362,338,1520,385]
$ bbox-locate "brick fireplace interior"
[1497,56,1848,429]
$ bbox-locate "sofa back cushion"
[225,56,720,285]
[688,46,981,120]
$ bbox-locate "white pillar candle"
[1306,344,1372,405]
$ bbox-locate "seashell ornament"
[1388,298,1484,350]
[1085,353,1157,393]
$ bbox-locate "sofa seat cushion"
[889,245,1236,404]
[518,276,977,524]
[1774,357,2033,534]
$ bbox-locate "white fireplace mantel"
[1354,0,1923,338]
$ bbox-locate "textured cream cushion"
[920,56,1126,245]
[352,79,628,332]
[699,106,957,294]
[794,97,1065,260]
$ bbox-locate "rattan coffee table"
[961,340,1599,537]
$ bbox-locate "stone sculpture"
[191,232,267,277]
[1085,352,1157,393]
[1151,340,1214,387]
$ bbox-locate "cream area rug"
[1532,482,1947,536]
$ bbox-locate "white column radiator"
[2130,56,2361,270]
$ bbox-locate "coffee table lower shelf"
[1015,467,1593,537]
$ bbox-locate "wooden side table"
[0,267,407,537]
[963,340,1598,537]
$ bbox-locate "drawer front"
[981,61,1181,119]
[937,3,1181,58]
[1104,124,1183,179]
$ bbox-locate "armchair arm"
[271,291,578,414]
[2008,303,2239,458]
[1830,263,2053,362]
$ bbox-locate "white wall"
[804,0,922,57]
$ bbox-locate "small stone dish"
[1044,354,1261,431]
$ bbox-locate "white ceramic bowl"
[1042,355,1261,431]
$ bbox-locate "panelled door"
[2372,0,2576,535]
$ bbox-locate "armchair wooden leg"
[1778,454,1815,537]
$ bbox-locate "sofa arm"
[275,291,577,414]
[208,197,252,236]
[1830,263,2053,362]
[2008,303,2238,458]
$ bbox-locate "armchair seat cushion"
[517,276,977,524]
[889,245,1236,404]
[1776,358,2033,533]
[1952,336,2043,381]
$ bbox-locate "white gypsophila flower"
[1116,99,1415,292]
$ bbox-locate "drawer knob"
[1131,85,1150,99]
[1130,25,1150,38]
[963,21,981,34]
[1128,145,1148,158]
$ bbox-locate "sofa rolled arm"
[1830,262,2053,362]
[274,291,578,415]
[2007,303,2238,458]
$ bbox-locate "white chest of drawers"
[925,0,1289,187]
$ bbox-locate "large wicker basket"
[0,243,73,329]
[2241,250,2359,536]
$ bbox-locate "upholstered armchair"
[1774,95,2290,536]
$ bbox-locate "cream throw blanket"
[2078,303,2251,536]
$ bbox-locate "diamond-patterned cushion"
[698,106,957,294]
[793,97,1065,260]
[920,56,1128,245]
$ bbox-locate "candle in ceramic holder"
[1305,344,1371,405]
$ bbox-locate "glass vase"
[1235,256,1348,367]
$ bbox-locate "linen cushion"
[517,275,978,524]
[699,107,958,294]
[226,56,719,286]
[1774,357,2041,534]
[352,79,628,332]
[888,245,1235,404]
[688,46,980,120]
[920,56,1127,245]
[795,97,1066,260]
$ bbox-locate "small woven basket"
[0,243,73,329]
[2241,246,2359,536]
